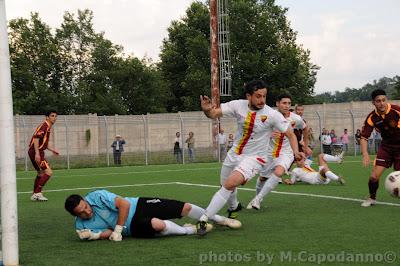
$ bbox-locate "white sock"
[325,170,339,181]
[187,204,205,220]
[257,174,280,200]
[323,154,340,162]
[256,178,266,195]
[159,220,191,235]
[200,187,232,222]
[227,188,238,210]
[187,204,224,223]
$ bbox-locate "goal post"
[0,0,20,265]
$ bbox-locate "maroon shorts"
[28,149,49,171]
[375,142,400,170]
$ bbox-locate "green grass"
[16,157,400,265]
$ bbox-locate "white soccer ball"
[385,171,400,198]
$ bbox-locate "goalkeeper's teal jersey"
[74,190,139,236]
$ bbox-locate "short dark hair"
[295,104,304,109]
[244,80,267,96]
[65,194,84,216]
[276,93,292,102]
[371,89,386,100]
[45,110,57,117]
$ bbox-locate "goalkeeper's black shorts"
[130,197,185,238]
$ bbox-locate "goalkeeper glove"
[109,224,124,241]
[76,229,101,241]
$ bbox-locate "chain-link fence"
[14,101,399,170]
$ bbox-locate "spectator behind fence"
[173,132,183,163]
[355,129,361,153]
[374,129,382,153]
[321,129,332,154]
[227,133,234,151]
[111,135,126,166]
[185,132,195,162]
[330,129,337,144]
[308,127,315,150]
[368,131,374,153]
[217,128,227,160]
[340,129,349,152]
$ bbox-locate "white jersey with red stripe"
[221,100,289,160]
[290,166,330,185]
[267,112,306,158]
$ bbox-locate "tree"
[313,76,400,103]
[8,13,65,114]
[159,2,210,112]
[160,0,319,110]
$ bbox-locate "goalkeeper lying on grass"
[65,189,241,241]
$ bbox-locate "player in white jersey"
[196,80,304,236]
[247,93,308,210]
[284,153,345,185]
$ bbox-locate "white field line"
[175,182,400,207]
[16,167,220,180]
[19,180,400,207]
[17,182,177,194]
[16,159,365,180]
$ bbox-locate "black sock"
[368,179,379,200]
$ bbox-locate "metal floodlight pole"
[141,115,148,166]
[210,0,220,161]
[22,116,28,171]
[316,111,323,154]
[0,0,20,265]
[349,110,356,156]
[64,116,70,169]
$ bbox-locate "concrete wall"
[15,100,400,158]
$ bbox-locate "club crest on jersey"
[389,120,397,127]
[260,115,268,122]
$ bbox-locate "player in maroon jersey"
[28,111,59,201]
[293,104,312,156]
[360,89,400,207]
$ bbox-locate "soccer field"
[17,157,400,265]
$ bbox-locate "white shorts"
[259,153,294,177]
[295,171,330,185]
[233,156,266,182]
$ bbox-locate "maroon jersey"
[29,121,51,151]
[361,103,400,145]
[294,118,307,142]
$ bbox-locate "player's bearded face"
[373,95,388,113]
[247,88,267,110]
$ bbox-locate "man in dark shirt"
[28,111,59,201]
[360,89,400,207]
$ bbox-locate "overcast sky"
[4,0,400,94]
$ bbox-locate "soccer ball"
[384,171,400,198]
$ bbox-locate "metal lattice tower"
[217,0,232,96]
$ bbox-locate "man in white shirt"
[321,129,332,154]
[196,80,304,236]
[217,128,227,160]
[173,132,183,163]
[247,93,308,210]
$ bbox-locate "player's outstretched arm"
[200,95,222,119]
[47,146,60,155]
[285,128,304,160]
[360,138,370,167]
[76,229,112,241]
